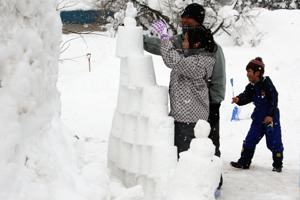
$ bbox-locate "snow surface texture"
[0,1,109,200]
[57,0,100,11]
[1,3,298,199]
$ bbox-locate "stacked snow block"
[107,4,177,200]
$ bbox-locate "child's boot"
[231,146,255,169]
[272,152,283,172]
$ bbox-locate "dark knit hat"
[181,3,205,25]
[246,57,265,74]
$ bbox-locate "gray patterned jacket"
[160,39,215,123]
[144,35,226,104]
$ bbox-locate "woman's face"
[181,17,200,27]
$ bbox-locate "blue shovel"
[230,78,239,121]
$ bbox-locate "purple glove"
[152,20,169,40]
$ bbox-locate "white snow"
[194,119,212,138]
[0,4,299,200]
[57,0,101,11]
[0,0,108,200]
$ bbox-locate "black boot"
[272,152,283,172]
[231,147,255,169]
[230,161,250,169]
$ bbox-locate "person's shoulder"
[263,76,274,84]
[246,82,255,90]
[263,76,276,87]
[215,43,224,53]
[212,44,219,53]
[264,76,272,81]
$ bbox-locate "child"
[230,57,284,172]
[151,20,215,157]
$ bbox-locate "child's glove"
[263,116,273,127]
[152,20,169,40]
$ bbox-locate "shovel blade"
[231,106,239,121]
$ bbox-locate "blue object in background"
[60,10,113,24]
[230,78,239,121]
[60,10,100,24]
[231,105,239,121]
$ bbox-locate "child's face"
[247,69,261,83]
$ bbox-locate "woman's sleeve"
[160,40,215,79]
[143,35,161,55]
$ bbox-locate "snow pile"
[0,1,109,199]
[57,0,101,11]
[166,120,222,200]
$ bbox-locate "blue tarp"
[60,10,103,24]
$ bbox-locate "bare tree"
[103,0,228,36]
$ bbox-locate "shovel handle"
[230,78,235,97]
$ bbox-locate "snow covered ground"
[57,9,300,200]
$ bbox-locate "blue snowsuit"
[237,76,284,153]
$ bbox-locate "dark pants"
[174,121,196,158]
[244,118,284,153]
[208,103,221,157]
[242,113,284,168]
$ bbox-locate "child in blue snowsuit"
[230,57,284,172]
